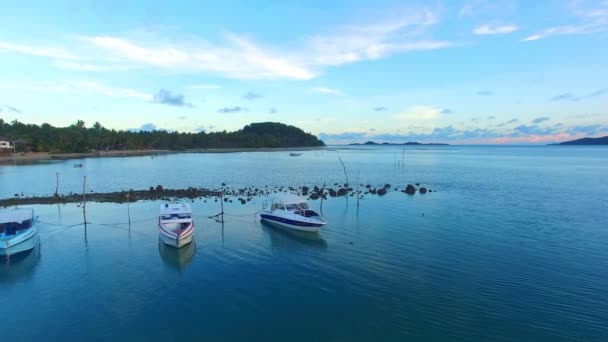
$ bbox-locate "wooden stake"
[82,176,87,225]
[55,172,59,196]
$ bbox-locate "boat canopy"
[160,203,192,216]
[0,209,33,224]
[271,194,308,206]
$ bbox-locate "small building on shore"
[0,137,15,155]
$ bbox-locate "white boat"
[260,194,327,232]
[0,208,39,257]
[158,202,195,248]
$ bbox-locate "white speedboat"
[260,194,327,232]
[0,208,39,257]
[158,203,195,248]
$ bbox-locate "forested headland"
[0,119,325,153]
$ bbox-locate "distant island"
[558,136,608,145]
[349,141,449,146]
[0,119,325,154]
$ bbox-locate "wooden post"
[55,172,59,196]
[127,193,131,227]
[82,176,87,225]
[220,191,225,223]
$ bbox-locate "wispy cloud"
[441,108,453,114]
[312,87,344,96]
[477,90,494,96]
[152,89,193,107]
[532,116,550,123]
[218,106,247,113]
[551,88,608,101]
[374,106,387,111]
[473,24,519,35]
[1,104,22,114]
[243,91,263,100]
[82,35,315,80]
[269,107,277,114]
[523,1,608,41]
[0,41,79,60]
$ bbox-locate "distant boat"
[260,194,326,232]
[0,208,39,257]
[73,163,83,168]
[158,202,195,248]
[289,153,302,157]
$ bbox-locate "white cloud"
[392,106,444,121]
[473,24,519,35]
[0,7,451,81]
[312,87,344,96]
[82,34,315,80]
[308,9,449,66]
[523,1,608,41]
[0,41,79,60]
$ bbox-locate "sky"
[0,0,607,144]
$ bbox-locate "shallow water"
[1,146,607,341]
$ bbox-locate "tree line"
[0,119,325,153]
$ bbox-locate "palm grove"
[0,119,325,153]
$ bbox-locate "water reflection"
[158,239,196,272]
[261,221,327,249]
[0,240,41,284]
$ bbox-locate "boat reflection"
[0,239,41,284]
[261,221,327,249]
[158,238,196,272]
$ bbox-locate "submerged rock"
[419,187,427,194]
[377,188,387,196]
[405,184,416,195]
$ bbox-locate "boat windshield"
[0,219,33,234]
[161,213,191,220]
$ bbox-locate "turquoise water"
[1,146,607,341]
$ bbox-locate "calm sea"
[1,146,607,341]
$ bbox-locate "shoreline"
[0,146,327,164]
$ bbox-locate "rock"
[415,183,420,186]
[365,184,371,188]
[223,197,228,202]
[337,188,348,197]
[155,185,164,192]
[384,184,391,188]
[377,188,387,196]
[419,187,427,194]
[221,182,226,186]
[328,189,337,197]
[405,184,416,195]
[369,188,377,195]
[309,193,320,200]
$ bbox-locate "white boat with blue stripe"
[0,208,39,257]
[260,194,327,232]
[158,202,194,248]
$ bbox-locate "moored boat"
[0,208,39,257]
[158,202,195,248]
[260,194,326,232]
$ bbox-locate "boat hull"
[0,229,39,257]
[260,214,325,232]
[158,222,194,248]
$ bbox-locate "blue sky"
[0,0,607,144]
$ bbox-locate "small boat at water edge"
[260,194,327,232]
[0,208,39,257]
[158,203,195,248]
[289,153,302,157]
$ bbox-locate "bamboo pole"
[55,172,59,196]
[82,176,87,225]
